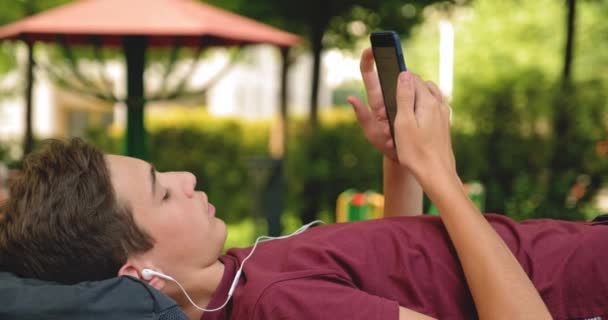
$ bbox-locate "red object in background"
[596,140,608,157]
[350,193,367,206]
[0,0,300,48]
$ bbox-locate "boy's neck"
[171,260,226,320]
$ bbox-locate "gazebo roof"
[0,0,301,47]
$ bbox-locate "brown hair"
[0,138,154,284]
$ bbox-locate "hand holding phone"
[370,31,407,149]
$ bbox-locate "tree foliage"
[0,0,71,98]
[203,0,459,222]
[204,0,454,128]
[404,0,608,219]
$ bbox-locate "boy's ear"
[118,261,167,291]
[118,263,140,279]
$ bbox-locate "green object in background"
[428,181,485,215]
[337,190,380,222]
[348,193,369,221]
[336,190,385,222]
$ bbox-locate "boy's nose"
[182,172,197,197]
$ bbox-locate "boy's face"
[105,155,227,280]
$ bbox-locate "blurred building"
[0,44,360,142]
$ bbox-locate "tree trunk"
[302,31,323,224]
[262,46,291,237]
[554,0,577,139]
[562,0,576,83]
[542,0,579,219]
[555,0,577,137]
[309,23,324,130]
[280,47,290,140]
[301,9,331,224]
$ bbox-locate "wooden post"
[22,41,35,159]
[123,36,148,159]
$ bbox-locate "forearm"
[420,165,551,320]
[399,306,436,320]
[383,157,423,217]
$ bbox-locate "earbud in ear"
[142,269,174,281]
[138,221,324,313]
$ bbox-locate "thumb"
[348,96,374,129]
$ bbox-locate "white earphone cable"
[161,220,325,312]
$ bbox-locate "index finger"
[360,48,384,108]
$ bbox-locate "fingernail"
[399,72,409,84]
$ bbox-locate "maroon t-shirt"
[201,214,608,320]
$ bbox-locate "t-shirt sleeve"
[252,277,399,320]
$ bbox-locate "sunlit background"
[0,0,606,248]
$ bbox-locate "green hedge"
[75,75,608,224]
[87,110,268,224]
[450,73,608,221]
[3,75,604,225]
[285,115,383,223]
[85,108,383,224]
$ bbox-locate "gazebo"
[0,0,300,159]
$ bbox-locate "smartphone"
[370,31,407,147]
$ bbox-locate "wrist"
[384,156,416,180]
[384,155,402,169]
[412,158,461,195]
[383,156,423,216]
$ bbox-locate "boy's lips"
[208,203,216,217]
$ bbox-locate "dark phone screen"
[373,46,402,135]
